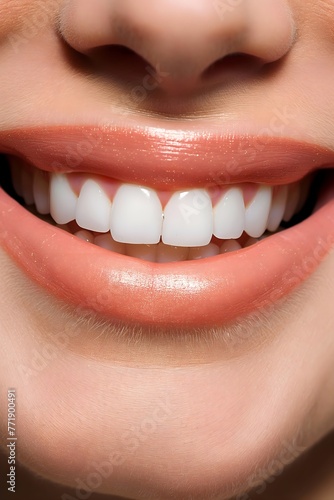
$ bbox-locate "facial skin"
[0,1,334,499]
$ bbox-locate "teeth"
[94,233,126,254]
[188,243,219,260]
[156,243,189,263]
[213,187,245,239]
[162,189,213,247]
[110,184,163,244]
[10,164,23,197]
[295,175,312,213]
[220,240,242,253]
[267,186,288,232]
[126,244,157,262]
[245,186,272,238]
[50,174,78,225]
[33,170,50,215]
[76,180,111,233]
[27,171,309,256]
[75,230,94,243]
[21,169,34,205]
[283,183,300,222]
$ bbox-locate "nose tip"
[111,1,248,90]
[60,0,295,95]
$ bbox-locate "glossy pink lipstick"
[0,126,334,328]
[1,126,333,188]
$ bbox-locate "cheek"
[0,0,59,41]
[295,0,334,43]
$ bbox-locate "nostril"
[63,42,155,89]
[59,0,295,97]
[86,44,150,71]
[202,53,263,82]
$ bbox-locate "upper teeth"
[213,187,245,239]
[244,185,272,238]
[76,179,112,233]
[163,189,213,246]
[110,184,163,244]
[14,169,306,248]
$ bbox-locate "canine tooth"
[188,244,219,260]
[283,183,300,222]
[21,169,34,205]
[126,244,157,262]
[33,170,50,215]
[76,179,111,233]
[94,234,126,254]
[162,189,213,247]
[110,184,162,244]
[75,230,94,243]
[50,174,78,224]
[213,187,245,239]
[267,185,288,232]
[156,243,189,263]
[245,185,272,238]
[220,240,242,253]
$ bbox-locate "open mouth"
[0,126,334,329]
[3,156,316,262]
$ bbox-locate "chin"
[1,248,334,499]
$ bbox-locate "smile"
[10,159,313,260]
[1,125,334,328]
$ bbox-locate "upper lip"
[1,125,334,190]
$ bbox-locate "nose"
[59,0,295,94]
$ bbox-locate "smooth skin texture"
[0,1,334,499]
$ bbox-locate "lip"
[1,126,334,329]
[1,126,334,189]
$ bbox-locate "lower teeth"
[28,206,275,262]
[71,225,263,262]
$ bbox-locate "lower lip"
[1,179,334,329]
